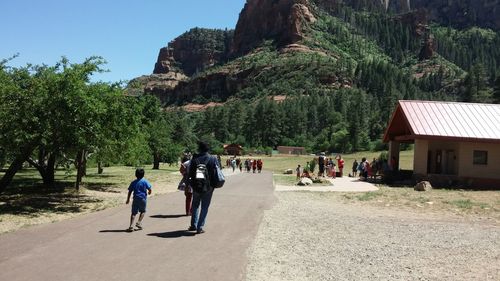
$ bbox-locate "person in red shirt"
[257,159,263,173]
[252,159,257,173]
[336,155,345,177]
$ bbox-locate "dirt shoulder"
[246,191,500,281]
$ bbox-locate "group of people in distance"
[226,157,263,173]
[126,140,222,235]
[296,153,345,180]
[351,156,397,181]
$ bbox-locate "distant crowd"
[226,157,263,174]
[297,154,398,182]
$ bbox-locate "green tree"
[464,63,491,102]
[493,75,500,104]
[0,63,46,192]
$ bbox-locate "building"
[383,100,500,188]
[277,146,306,155]
[223,144,243,156]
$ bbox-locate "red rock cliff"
[231,0,316,56]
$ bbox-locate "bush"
[378,151,388,162]
[371,140,388,151]
[309,158,317,173]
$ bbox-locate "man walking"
[188,140,219,234]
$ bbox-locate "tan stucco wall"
[414,139,428,175]
[458,142,500,179]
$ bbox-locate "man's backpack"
[191,158,211,193]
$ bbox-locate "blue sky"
[0,0,246,82]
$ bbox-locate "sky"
[0,0,246,82]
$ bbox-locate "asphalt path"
[0,170,276,281]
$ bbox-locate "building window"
[473,151,488,165]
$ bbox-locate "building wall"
[429,141,460,175]
[458,142,500,180]
[413,139,428,175]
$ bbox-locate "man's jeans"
[190,190,214,230]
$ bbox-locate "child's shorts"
[131,198,147,215]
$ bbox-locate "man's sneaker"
[135,223,143,230]
[126,227,134,232]
[188,226,197,231]
[196,229,205,234]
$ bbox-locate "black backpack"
[191,158,211,193]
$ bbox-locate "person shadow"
[147,230,196,238]
[149,214,186,219]
[99,229,130,233]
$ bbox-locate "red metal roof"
[384,100,500,143]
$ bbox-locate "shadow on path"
[99,229,131,233]
[147,230,196,238]
[150,214,186,219]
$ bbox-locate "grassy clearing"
[0,165,181,234]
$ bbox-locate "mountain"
[129,0,500,151]
[316,0,500,30]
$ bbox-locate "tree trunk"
[28,152,57,187]
[42,154,56,186]
[0,156,25,193]
[153,153,160,170]
[0,146,34,194]
[97,161,103,174]
[75,150,87,191]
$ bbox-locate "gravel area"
[246,192,500,281]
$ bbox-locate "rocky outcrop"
[128,73,188,98]
[153,28,233,76]
[153,47,179,74]
[231,0,316,56]
[418,32,434,60]
[143,67,253,105]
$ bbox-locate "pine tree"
[493,75,500,104]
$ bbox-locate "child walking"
[126,168,152,232]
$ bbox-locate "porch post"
[388,141,400,170]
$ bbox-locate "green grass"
[273,174,299,186]
[356,191,383,201]
[443,199,492,210]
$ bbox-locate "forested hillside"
[133,0,500,154]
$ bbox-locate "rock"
[231,0,316,57]
[284,169,293,174]
[297,177,313,186]
[418,33,434,61]
[127,73,188,98]
[312,178,328,184]
[414,181,432,191]
[153,28,233,76]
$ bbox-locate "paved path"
[275,176,379,192]
[0,171,276,281]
